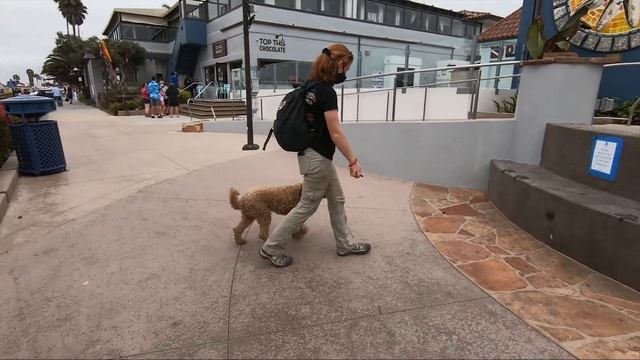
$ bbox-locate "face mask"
[335,73,347,85]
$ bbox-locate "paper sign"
[588,136,624,182]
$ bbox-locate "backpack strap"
[262,127,274,151]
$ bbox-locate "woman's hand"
[349,160,363,178]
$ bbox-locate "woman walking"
[260,43,371,268]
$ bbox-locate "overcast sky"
[0,0,521,84]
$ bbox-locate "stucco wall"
[203,119,515,190]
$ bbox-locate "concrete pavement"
[0,104,570,358]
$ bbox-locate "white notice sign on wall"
[590,139,617,175]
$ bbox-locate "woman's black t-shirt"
[305,81,338,160]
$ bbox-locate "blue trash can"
[9,121,66,175]
[1,95,66,176]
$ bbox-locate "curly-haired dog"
[229,183,309,244]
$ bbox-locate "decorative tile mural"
[554,0,640,52]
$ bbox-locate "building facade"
[103,0,489,97]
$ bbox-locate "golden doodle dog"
[229,183,308,244]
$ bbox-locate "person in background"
[66,86,73,104]
[147,77,162,119]
[166,83,179,118]
[52,85,63,107]
[159,80,167,115]
[140,83,150,117]
[195,80,204,98]
[184,76,194,98]
[169,72,178,87]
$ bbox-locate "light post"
[241,0,259,151]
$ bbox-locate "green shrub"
[126,100,140,110]
[108,102,125,115]
[178,91,191,104]
[493,94,518,114]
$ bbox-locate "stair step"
[489,160,640,291]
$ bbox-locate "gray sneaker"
[337,243,371,257]
[259,248,293,268]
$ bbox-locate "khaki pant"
[262,148,355,255]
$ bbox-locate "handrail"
[185,80,216,121]
[194,81,216,100]
[179,81,204,95]
[344,60,521,83]
[603,62,640,68]
[252,73,521,100]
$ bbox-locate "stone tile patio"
[411,183,640,359]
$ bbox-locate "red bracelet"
[348,158,358,167]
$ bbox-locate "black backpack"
[263,81,318,151]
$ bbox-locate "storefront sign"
[490,44,516,61]
[589,135,624,182]
[213,40,227,58]
[258,37,286,53]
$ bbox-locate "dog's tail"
[229,188,241,210]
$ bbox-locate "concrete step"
[541,124,640,202]
[488,159,640,291]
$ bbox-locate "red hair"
[310,43,354,84]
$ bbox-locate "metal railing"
[186,81,217,121]
[252,60,521,122]
[179,81,204,96]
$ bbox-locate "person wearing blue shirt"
[169,72,178,87]
[51,86,63,107]
[147,77,162,118]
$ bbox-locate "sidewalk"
[0,104,569,358]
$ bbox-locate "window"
[356,0,366,20]
[219,0,230,15]
[320,0,343,17]
[208,1,219,19]
[120,24,134,39]
[366,1,384,23]
[404,9,420,29]
[438,16,451,35]
[465,23,475,38]
[384,5,403,26]
[229,0,242,9]
[124,67,138,84]
[422,12,437,32]
[274,0,295,9]
[151,27,168,41]
[301,0,319,12]
[452,18,465,37]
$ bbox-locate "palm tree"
[54,0,87,36]
[54,0,71,35]
[26,69,35,87]
[12,74,20,83]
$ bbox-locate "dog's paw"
[234,236,247,245]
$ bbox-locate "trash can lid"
[0,95,55,105]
